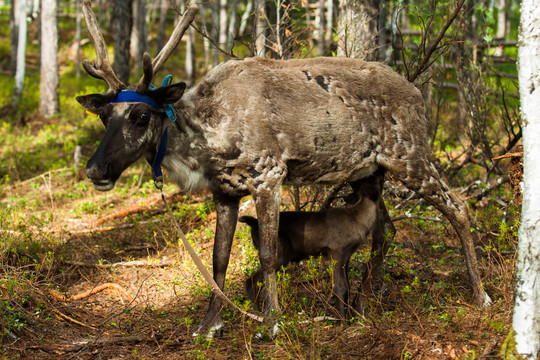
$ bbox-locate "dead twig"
[52,308,97,330]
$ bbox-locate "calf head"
[76,0,196,191]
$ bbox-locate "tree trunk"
[325,0,334,49]
[75,0,81,78]
[511,0,540,358]
[226,0,238,59]
[199,1,210,71]
[179,0,195,85]
[219,0,228,51]
[112,0,133,85]
[12,0,27,111]
[39,0,59,117]
[493,0,506,56]
[156,0,168,55]
[336,0,379,60]
[253,0,266,57]
[316,0,326,55]
[238,0,252,36]
[210,0,220,66]
[131,0,149,73]
[10,0,20,74]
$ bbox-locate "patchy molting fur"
[79,56,490,337]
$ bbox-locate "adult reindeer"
[77,0,490,337]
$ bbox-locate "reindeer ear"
[76,93,111,113]
[149,82,186,105]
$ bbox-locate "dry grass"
[0,164,518,359]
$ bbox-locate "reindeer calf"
[240,172,390,317]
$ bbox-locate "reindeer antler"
[135,6,199,93]
[81,0,125,93]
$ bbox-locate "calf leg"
[357,197,395,314]
[246,250,290,312]
[330,247,356,317]
[195,194,240,338]
[246,269,264,311]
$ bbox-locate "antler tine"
[81,0,125,92]
[151,6,199,76]
[135,53,153,93]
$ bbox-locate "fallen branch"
[27,335,155,354]
[49,282,133,302]
[299,316,340,325]
[63,259,177,269]
[492,151,523,161]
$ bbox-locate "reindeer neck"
[159,98,211,193]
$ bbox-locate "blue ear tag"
[161,75,177,122]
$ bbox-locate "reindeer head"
[76,0,197,191]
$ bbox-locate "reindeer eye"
[136,112,151,126]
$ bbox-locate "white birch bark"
[238,0,252,36]
[254,0,266,57]
[513,0,540,358]
[39,0,59,116]
[219,0,228,50]
[75,0,81,77]
[12,0,27,109]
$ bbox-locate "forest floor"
[0,128,518,359]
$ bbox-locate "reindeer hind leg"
[387,156,490,306]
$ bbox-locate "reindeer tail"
[238,215,258,230]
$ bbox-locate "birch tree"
[12,0,27,111]
[10,0,20,74]
[509,0,540,358]
[39,0,60,117]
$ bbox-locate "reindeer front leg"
[253,185,282,334]
[195,194,240,338]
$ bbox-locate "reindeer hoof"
[255,321,281,340]
[192,323,224,340]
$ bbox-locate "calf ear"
[149,82,186,105]
[76,94,111,113]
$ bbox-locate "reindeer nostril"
[86,163,106,181]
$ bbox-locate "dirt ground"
[0,166,516,359]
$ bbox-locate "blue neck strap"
[110,91,163,110]
[110,75,177,189]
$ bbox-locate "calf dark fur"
[240,171,391,317]
[76,1,490,338]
